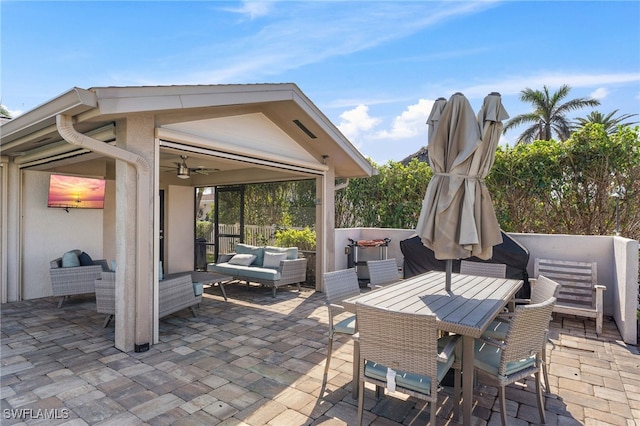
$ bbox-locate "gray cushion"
[264,246,298,260]
[228,254,257,266]
[62,251,81,267]
[263,252,287,268]
[236,244,264,266]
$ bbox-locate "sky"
[2,1,639,164]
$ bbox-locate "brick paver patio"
[1,282,638,425]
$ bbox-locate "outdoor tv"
[47,174,106,210]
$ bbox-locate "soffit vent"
[293,119,317,139]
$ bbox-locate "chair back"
[367,259,400,287]
[460,260,506,278]
[530,275,561,305]
[500,297,556,375]
[356,303,439,393]
[322,269,361,305]
[535,258,598,309]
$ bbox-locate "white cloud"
[590,87,609,99]
[337,105,381,144]
[223,1,272,19]
[376,99,435,139]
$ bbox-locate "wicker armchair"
[366,258,400,288]
[473,296,557,426]
[355,303,460,425]
[95,272,202,327]
[482,275,561,394]
[49,250,109,308]
[321,269,361,388]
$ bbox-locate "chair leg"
[103,314,113,328]
[535,371,546,424]
[272,286,277,298]
[189,306,197,317]
[430,399,436,425]
[57,296,66,308]
[498,386,508,426]
[542,349,550,394]
[356,378,365,426]
[322,335,334,386]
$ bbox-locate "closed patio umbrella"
[415,92,508,290]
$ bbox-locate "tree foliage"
[487,124,640,238]
[503,85,600,143]
[337,125,640,242]
[572,110,638,135]
[336,159,432,229]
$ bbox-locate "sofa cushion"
[229,254,257,266]
[236,244,264,266]
[210,263,281,282]
[78,251,94,266]
[263,252,287,268]
[264,246,298,260]
[192,282,204,296]
[62,250,81,267]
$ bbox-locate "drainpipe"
[56,114,152,352]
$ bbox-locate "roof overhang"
[1,84,376,179]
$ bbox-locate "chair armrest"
[217,253,235,263]
[278,258,307,284]
[476,336,506,350]
[437,335,460,363]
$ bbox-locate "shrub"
[274,227,316,251]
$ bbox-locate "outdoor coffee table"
[190,271,233,301]
[342,270,523,426]
[165,271,233,301]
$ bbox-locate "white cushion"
[228,254,256,266]
[263,252,287,268]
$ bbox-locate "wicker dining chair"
[366,258,401,288]
[321,269,361,388]
[482,275,560,393]
[355,303,461,425]
[473,296,557,426]
[459,260,507,278]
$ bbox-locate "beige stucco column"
[114,115,155,352]
[2,158,21,302]
[316,164,336,291]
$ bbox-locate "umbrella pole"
[445,259,452,291]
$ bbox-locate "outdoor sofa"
[208,243,307,297]
[49,249,111,307]
[95,271,202,327]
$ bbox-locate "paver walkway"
[1,283,638,425]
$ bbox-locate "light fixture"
[177,156,191,179]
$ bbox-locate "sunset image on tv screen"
[48,174,106,209]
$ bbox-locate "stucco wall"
[164,185,195,274]
[22,170,107,299]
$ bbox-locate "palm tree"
[503,84,600,143]
[0,105,11,118]
[572,110,638,135]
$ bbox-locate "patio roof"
[0,83,376,181]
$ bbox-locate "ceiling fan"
[168,155,218,179]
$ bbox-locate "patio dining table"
[342,270,523,426]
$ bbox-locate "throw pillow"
[228,254,256,266]
[61,251,81,267]
[263,252,287,268]
[78,251,94,266]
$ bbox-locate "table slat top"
[343,271,523,338]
